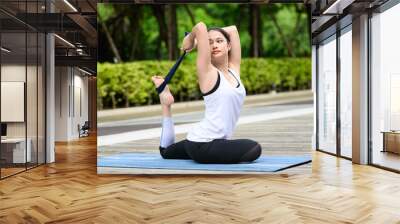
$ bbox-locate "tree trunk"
[130,27,140,61]
[97,95,103,110]
[156,36,162,60]
[267,9,294,57]
[100,21,122,63]
[306,4,312,48]
[129,5,142,61]
[249,5,262,57]
[289,4,305,56]
[166,5,178,60]
[152,5,169,59]
[111,94,117,109]
[125,97,129,108]
[293,4,304,35]
[237,5,245,31]
[184,5,196,26]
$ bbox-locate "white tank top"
[186,68,246,142]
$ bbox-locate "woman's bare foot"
[152,76,174,106]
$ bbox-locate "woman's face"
[208,30,231,60]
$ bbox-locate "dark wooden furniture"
[382,131,400,154]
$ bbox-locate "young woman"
[151,22,261,164]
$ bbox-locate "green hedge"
[97,58,311,109]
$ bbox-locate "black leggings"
[159,139,262,164]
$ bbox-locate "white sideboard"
[1,138,32,163]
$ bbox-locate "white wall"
[1,63,46,164]
[1,65,25,81]
[73,72,89,137]
[1,65,28,138]
[55,66,70,141]
[55,67,89,141]
[1,82,25,122]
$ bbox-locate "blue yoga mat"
[98,153,312,172]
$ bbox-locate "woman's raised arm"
[182,22,216,93]
[222,25,241,73]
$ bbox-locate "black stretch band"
[156,51,187,94]
[156,32,190,94]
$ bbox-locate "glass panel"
[340,28,352,158]
[0,0,46,178]
[26,0,39,169]
[371,4,400,171]
[27,31,38,169]
[1,31,27,177]
[38,32,45,165]
[318,36,337,154]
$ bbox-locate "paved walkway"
[98,113,313,155]
[98,90,312,122]
[98,90,314,158]
[98,105,313,146]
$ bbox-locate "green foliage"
[97,4,311,62]
[97,58,311,109]
[97,4,115,22]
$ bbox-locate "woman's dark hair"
[208,27,230,43]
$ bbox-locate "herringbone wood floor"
[1,134,400,223]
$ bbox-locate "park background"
[97,3,312,110]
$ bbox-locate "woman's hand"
[181,33,196,52]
